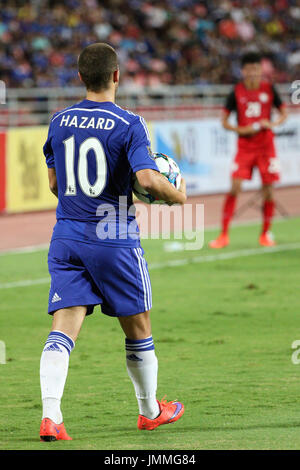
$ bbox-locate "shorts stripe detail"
[138,248,152,310]
[134,248,151,311]
[140,248,152,310]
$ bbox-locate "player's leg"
[118,310,160,420]
[92,244,184,430]
[51,305,87,341]
[222,178,242,235]
[40,239,102,441]
[260,183,276,246]
[209,178,242,248]
[258,148,280,246]
[118,309,152,339]
[40,306,86,441]
[118,310,184,430]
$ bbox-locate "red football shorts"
[231,143,280,184]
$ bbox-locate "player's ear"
[78,72,83,83]
[113,69,119,84]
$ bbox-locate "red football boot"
[259,232,276,247]
[209,233,230,249]
[137,398,184,431]
[40,418,72,441]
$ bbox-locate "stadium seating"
[0,0,299,88]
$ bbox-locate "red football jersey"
[224,81,284,150]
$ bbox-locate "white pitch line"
[1,216,297,257]
[149,242,300,270]
[0,243,49,256]
[0,277,50,289]
[0,242,300,290]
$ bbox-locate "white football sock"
[40,330,74,424]
[125,336,160,420]
[42,398,63,425]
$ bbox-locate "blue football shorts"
[47,239,152,317]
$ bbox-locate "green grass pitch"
[1,217,300,450]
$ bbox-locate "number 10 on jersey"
[63,135,107,197]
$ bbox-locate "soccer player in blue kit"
[39,43,186,441]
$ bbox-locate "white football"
[133,153,182,204]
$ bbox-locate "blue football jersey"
[43,99,158,246]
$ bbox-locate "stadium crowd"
[0,0,299,89]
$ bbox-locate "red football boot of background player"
[259,232,276,247]
[209,233,230,249]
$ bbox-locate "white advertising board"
[152,116,300,195]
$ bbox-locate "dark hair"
[78,43,118,92]
[241,52,261,67]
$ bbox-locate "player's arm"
[260,107,287,129]
[222,89,259,136]
[260,86,287,129]
[222,111,260,136]
[126,117,186,205]
[43,119,58,198]
[136,169,186,205]
[48,167,58,198]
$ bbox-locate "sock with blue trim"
[40,330,75,424]
[125,336,160,420]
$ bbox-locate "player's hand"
[237,125,260,136]
[167,178,186,206]
[178,178,187,204]
[260,119,273,130]
[179,177,186,195]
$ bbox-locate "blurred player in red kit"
[209,52,287,249]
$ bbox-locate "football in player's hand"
[133,153,181,204]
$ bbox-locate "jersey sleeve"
[43,120,55,168]
[125,117,159,173]
[272,85,284,109]
[224,89,237,114]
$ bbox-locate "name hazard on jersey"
[59,114,115,130]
